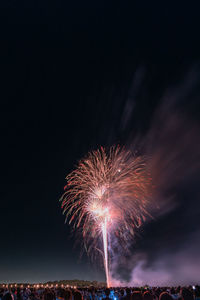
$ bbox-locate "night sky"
[1,2,200,284]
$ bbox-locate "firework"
[60,146,152,287]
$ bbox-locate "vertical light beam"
[102,216,110,287]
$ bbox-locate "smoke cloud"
[111,69,200,286]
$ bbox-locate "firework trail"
[60,146,152,287]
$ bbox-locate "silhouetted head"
[126,289,131,296]
[73,291,83,300]
[57,289,66,299]
[105,289,110,297]
[194,286,200,298]
[143,291,153,300]
[44,292,55,300]
[170,288,175,295]
[131,291,142,300]
[65,290,72,300]
[159,292,173,300]
[3,293,13,300]
[181,288,194,300]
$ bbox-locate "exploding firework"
[60,146,152,287]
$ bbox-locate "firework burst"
[60,146,152,287]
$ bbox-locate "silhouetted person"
[73,291,83,300]
[16,288,22,300]
[104,289,111,300]
[57,288,66,300]
[64,290,72,300]
[124,288,131,300]
[131,291,142,300]
[120,289,125,300]
[143,291,153,300]
[3,293,13,300]
[194,286,200,300]
[44,292,55,300]
[180,288,194,300]
[159,292,173,300]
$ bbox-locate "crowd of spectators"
[0,285,200,300]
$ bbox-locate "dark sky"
[1,1,200,284]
